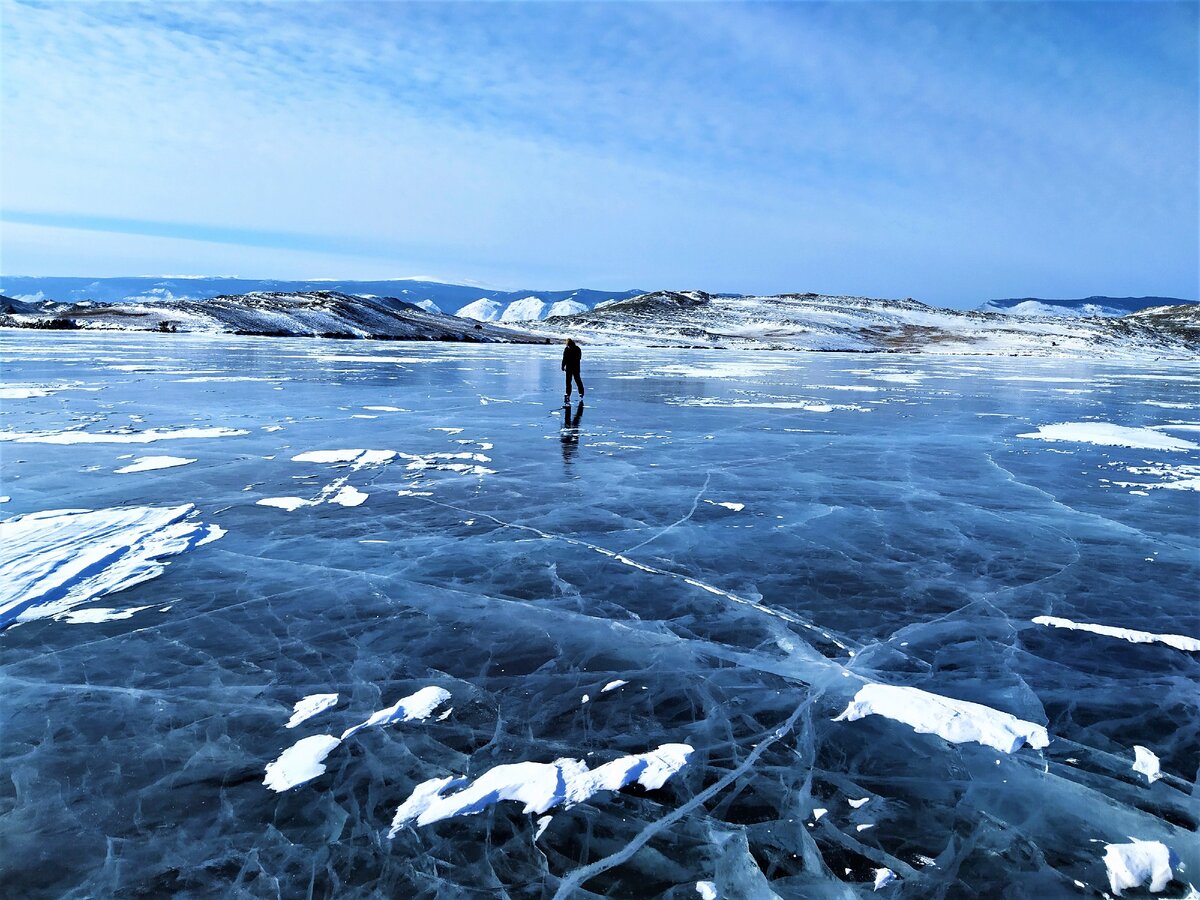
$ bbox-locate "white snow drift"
[0,505,224,627]
[834,683,1049,754]
[389,743,693,833]
[1032,616,1200,653]
[1017,423,1199,452]
[1102,840,1176,895]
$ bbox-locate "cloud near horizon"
[1,1,1196,306]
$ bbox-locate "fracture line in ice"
[389,743,693,833]
[418,496,851,652]
[552,701,810,900]
[0,505,224,628]
[1032,616,1200,652]
[621,472,710,555]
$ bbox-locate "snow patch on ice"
[114,456,196,474]
[1132,746,1162,784]
[1103,840,1176,895]
[0,505,223,628]
[1017,423,1198,452]
[389,743,693,833]
[1108,463,1200,492]
[834,683,1049,753]
[263,734,342,792]
[601,680,627,693]
[286,693,339,729]
[329,485,368,507]
[341,686,451,740]
[673,398,872,412]
[0,426,248,444]
[873,868,896,890]
[60,605,152,624]
[696,881,718,900]
[1033,616,1200,652]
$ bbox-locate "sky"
[1,1,1196,308]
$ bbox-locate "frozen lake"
[2,330,1198,897]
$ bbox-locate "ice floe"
[263,734,343,792]
[834,684,1049,753]
[1017,423,1199,452]
[1132,746,1162,784]
[0,505,224,627]
[0,426,248,444]
[286,693,340,729]
[1103,840,1176,895]
[1032,616,1200,652]
[113,456,196,474]
[389,743,693,833]
[341,686,451,740]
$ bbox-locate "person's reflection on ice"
[560,401,584,464]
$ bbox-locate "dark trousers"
[564,368,584,397]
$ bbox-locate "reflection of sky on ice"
[1,331,1198,897]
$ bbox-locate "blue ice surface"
[1,330,1197,897]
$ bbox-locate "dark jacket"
[561,344,581,371]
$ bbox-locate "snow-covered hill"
[535,291,1199,357]
[455,298,505,322]
[977,296,1195,317]
[498,296,546,322]
[0,291,547,343]
[457,295,591,322]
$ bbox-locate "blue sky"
[1,1,1196,307]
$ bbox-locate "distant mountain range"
[0,290,547,343]
[535,291,1199,357]
[0,276,644,323]
[977,296,1196,317]
[5,285,1194,358]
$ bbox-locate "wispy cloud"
[1,1,1195,302]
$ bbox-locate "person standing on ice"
[561,338,584,404]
